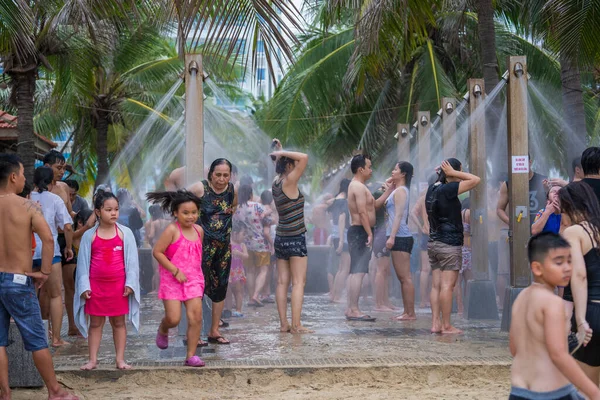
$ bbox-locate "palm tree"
[0,0,304,180]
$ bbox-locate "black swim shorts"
[57,233,77,265]
[274,234,308,261]
[348,226,372,274]
[388,236,414,254]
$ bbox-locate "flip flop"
[219,319,230,328]
[346,315,376,322]
[248,300,265,308]
[184,355,206,367]
[207,335,231,345]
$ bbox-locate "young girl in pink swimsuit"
[76,192,140,371]
[148,190,205,367]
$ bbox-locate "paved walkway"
[51,294,510,370]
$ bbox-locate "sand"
[10,365,510,399]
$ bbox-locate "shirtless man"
[345,154,394,321]
[509,232,599,400]
[0,154,79,400]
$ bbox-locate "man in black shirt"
[581,147,600,202]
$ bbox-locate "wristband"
[40,270,51,276]
[173,268,179,277]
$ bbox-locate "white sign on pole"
[512,155,529,174]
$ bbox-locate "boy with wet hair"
[509,232,599,400]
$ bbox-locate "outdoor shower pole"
[441,97,457,158]
[466,79,498,320]
[184,53,204,185]
[397,123,410,162]
[417,111,431,189]
[501,56,530,331]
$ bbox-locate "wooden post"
[184,53,204,185]
[501,56,530,331]
[466,79,498,320]
[417,111,431,189]
[507,56,530,288]
[442,97,457,158]
[468,80,489,281]
[397,123,410,162]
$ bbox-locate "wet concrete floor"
[50,294,510,370]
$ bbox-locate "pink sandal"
[156,329,168,350]
[184,355,205,367]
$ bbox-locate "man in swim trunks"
[0,153,79,400]
[345,154,394,321]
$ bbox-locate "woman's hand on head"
[441,161,455,177]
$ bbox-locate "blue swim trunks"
[0,272,48,351]
[509,384,584,400]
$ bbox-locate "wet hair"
[337,178,350,196]
[42,150,65,166]
[94,191,119,210]
[397,161,414,188]
[232,163,238,176]
[232,221,247,235]
[260,190,273,205]
[74,208,94,230]
[64,179,79,192]
[208,158,233,182]
[437,158,462,184]
[146,190,202,215]
[0,153,22,186]
[18,182,32,198]
[149,204,164,220]
[351,154,370,174]
[240,175,254,187]
[33,166,54,193]
[116,188,132,205]
[238,184,253,206]
[559,181,600,243]
[528,232,570,264]
[581,147,600,176]
[275,156,295,175]
[572,157,582,173]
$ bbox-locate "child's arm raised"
[544,297,600,399]
[153,224,187,283]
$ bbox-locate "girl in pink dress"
[147,190,205,367]
[77,192,139,371]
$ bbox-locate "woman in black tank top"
[559,181,600,382]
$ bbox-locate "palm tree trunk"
[14,71,37,183]
[95,111,110,186]
[476,0,504,176]
[560,52,587,168]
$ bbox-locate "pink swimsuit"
[85,225,128,316]
[158,223,205,301]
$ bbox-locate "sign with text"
[511,155,529,174]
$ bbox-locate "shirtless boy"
[345,154,394,321]
[0,154,78,400]
[510,232,599,400]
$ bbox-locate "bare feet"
[67,329,81,337]
[48,388,80,400]
[0,391,10,400]
[291,325,314,334]
[393,313,417,321]
[374,306,395,312]
[431,319,442,334]
[280,322,291,333]
[80,360,97,371]
[441,326,463,335]
[52,338,68,347]
[116,360,132,370]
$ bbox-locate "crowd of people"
[4,143,600,398]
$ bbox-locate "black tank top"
[563,224,600,302]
